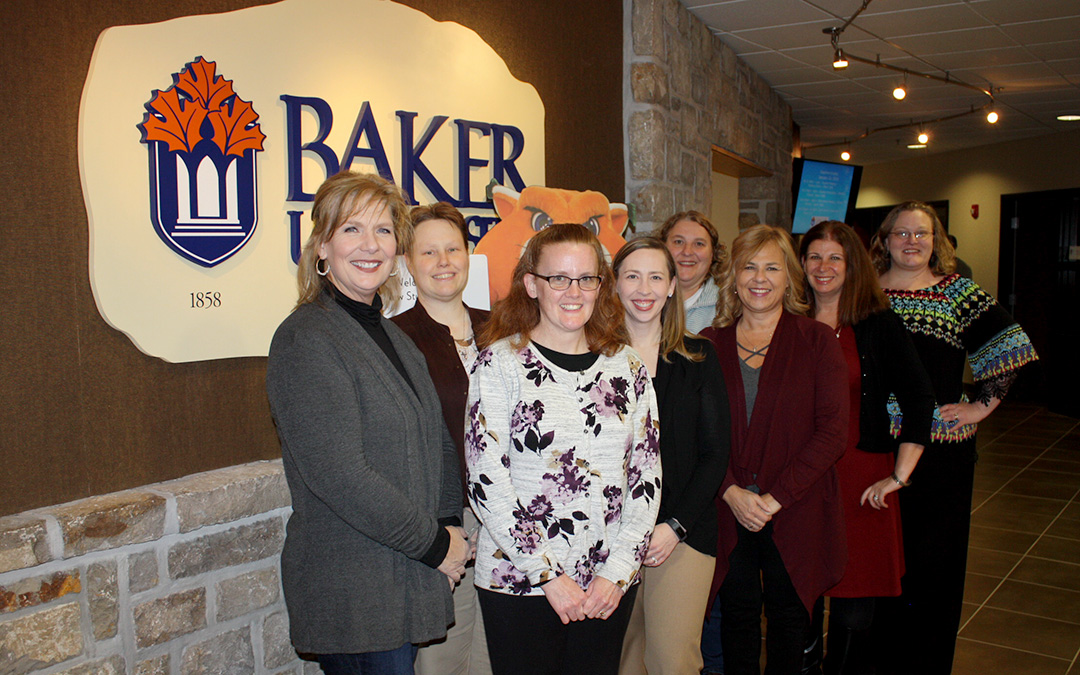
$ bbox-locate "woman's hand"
[939,400,993,428]
[723,485,775,531]
[860,477,900,510]
[582,577,624,620]
[541,574,587,624]
[644,523,679,567]
[438,526,470,584]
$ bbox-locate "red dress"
[827,325,904,598]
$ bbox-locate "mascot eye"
[584,216,601,235]
[531,210,554,232]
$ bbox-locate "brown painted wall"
[0,0,623,516]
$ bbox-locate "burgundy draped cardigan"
[701,311,849,613]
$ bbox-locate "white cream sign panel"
[80,0,545,363]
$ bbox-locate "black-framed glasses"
[532,273,603,291]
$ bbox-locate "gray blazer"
[266,294,461,654]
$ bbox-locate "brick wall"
[0,461,314,675]
[625,0,795,232]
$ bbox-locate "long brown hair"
[478,223,628,356]
[713,224,809,328]
[658,210,728,284]
[800,221,890,326]
[296,171,411,308]
[869,200,956,276]
[612,237,704,363]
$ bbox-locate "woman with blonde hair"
[613,236,730,675]
[467,223,661,675]
[267,171,470,674]
[700,224,849,675]
[868,201,1037,674]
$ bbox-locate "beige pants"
[619,543,715,675]
[415,509,492,675]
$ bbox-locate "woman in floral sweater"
[466,223,662,675]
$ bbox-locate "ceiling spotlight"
[893,85,907,100]
[917,132,929,144]
[1057,114,1080,122]
[833,48,848,70]
[841,150,851,161]
[987,110,999,124]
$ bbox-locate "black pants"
[719,523,810,675]
[870,446,976,674]
[478,584,638,675]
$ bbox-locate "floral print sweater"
[466,338,662,597]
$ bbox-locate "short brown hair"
[612,237,703,363]
[479,223,628,356]
[407,202,469,252]
[658,210,728,283]
[799,221,890,326]
[713,224,809,328]
[296,171,411,307]
[869,201,956,276]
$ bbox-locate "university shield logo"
[137,57,265,267]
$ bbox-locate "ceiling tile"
[689,0,832,32]
[997,17,1080,46]
[850,4,993,39]
[967,0,1080,25]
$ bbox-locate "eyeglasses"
[889,230,933,241]
[532,273,603,291]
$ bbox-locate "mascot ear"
[609,203,629,237]
[492,185,521,219]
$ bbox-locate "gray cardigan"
[266,294,461,654]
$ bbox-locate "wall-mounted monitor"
[791,158,863,234]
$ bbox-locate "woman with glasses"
[612,237,730,675]
[466,223,662,675]
[868,201,1037,674]
[798,221,936,674]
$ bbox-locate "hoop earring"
[389,259,399,277]
[316,258,329,276]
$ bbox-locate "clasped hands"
[542,574,624,625]
[438,525,477,589]
[723,485,781,531]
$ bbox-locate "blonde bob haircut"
[295,171,411,308]
[712,224,809,328]
[869,200,956,276]
[478,223,628,356]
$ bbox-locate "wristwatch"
[665,518,687,541]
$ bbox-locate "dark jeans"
[700,595,725,674]
[315,644,419,675]
[478,584,638,675]
[719,523,809,675]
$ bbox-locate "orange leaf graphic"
[209,96,267,157]
[176,58,235,112]
[140,88,207,153]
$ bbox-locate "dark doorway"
[998,188,1080,417]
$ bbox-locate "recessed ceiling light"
[907,143,927,149]
[1058,114,1080,122]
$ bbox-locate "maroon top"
[701,311,849,613]
[392,302,490,490]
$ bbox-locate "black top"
[331,286,417,396]
[852,309,936,453]
[533,342,601,371]
[652,336,731,555]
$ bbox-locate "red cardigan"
[701,311,849,613]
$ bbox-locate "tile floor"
[953,402,1080,674]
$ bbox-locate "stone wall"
[625,0,795,232]
[0,461,312,675]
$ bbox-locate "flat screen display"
[791,159,862,234]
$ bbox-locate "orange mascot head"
[473,185,629,302]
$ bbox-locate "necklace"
[454,335,474,347]
[834,324,843,339]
